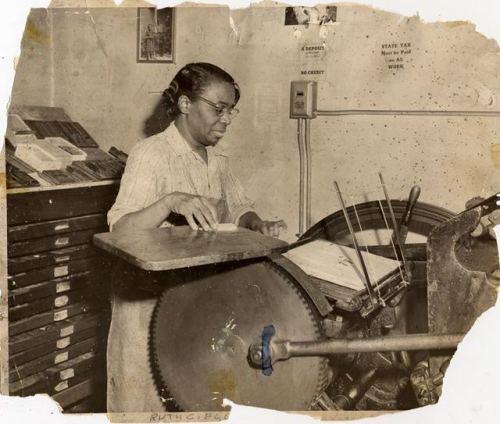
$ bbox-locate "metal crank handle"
[394,185,421,244]
[249,333,464,367]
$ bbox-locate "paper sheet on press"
[283,239,401,291]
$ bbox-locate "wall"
[11,9,53,107]
[10,4,500,241]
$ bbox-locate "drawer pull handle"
[56,281,71,293]
[55,380,69,392]
[60,325,74,338]
[55,237,69,247]
[54,223,70,232]
[54,295,69,308]
[55,255,70,263]
[54,351,69,364]
[57,336,71,349]
[54,309,68,321]
[54,265,68,278]
[59,368,74,381]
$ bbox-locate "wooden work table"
[93,226,288,271]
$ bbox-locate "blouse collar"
[166,124,228,158]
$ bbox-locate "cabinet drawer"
[7,183,118,225]
[52,378,95,410]
[11,368,94,397]
[9,303,92,337]
[9,271,98,306]
[9,271,95,306]
[8,244,97,275]
[10,326,98,367]
[8,228,106,257]
[9,312,100,355]
[10,351,96,396]
[10,289,89,322]
[64,396,95,413]
[9,258,100,290]
[9,336,98,382]
[8,214,107,243]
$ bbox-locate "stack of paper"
[284,239,401,291]
[38,137,87,166]
[14,144,63,171]
[5,114,33,146]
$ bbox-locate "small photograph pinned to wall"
[137,7,175,63]
[284,5,337,26]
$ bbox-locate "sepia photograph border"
[1,1,500,423]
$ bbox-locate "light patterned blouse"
[107,123,254,229]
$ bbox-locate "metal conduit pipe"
[315,109,500,117]
[304,118,312,230]
[297,119,306,235]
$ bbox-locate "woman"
[106,62,286,411]
[144,24,155,60]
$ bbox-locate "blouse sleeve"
[107,141,165,230]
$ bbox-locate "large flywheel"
[301,199,455,244]
[150,260,329,411]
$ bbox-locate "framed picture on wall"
[137,7,175,63]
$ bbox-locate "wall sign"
[381,41,412,70]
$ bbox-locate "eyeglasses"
[196,96,240,119]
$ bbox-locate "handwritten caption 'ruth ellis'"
[381,42,412,70]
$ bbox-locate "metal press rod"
[378,173,408,274]
[285,333,464,356]
[334,181,376,304]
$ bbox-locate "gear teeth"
[264,260,330,408]
[149,287,183,412]
[150,259,331,411]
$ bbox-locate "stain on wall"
[12,10,53,107]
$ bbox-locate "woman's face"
[186,80,236,147]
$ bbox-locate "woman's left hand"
[253,219,287,237]
[238,212,287,237]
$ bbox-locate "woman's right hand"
[166,192,219,231]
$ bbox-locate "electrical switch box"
[290,81,317,119]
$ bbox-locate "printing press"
[94,187,500,412]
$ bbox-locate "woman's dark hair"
[162,62,240,123]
